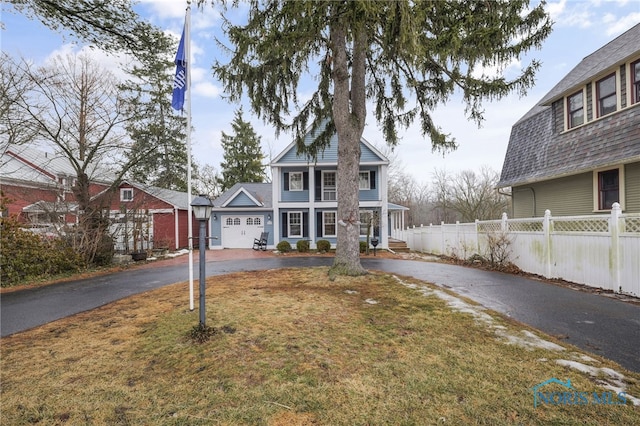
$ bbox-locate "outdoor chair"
[252,231,268,251]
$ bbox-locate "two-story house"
[498,23,640,217]
[209,127,406,250]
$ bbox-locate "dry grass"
[1,267,638,425]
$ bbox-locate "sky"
[2,0,639,185]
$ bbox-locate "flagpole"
[185,1,194,311]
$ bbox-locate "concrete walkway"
[2,250,639,372]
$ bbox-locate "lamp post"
[191,195,213,327]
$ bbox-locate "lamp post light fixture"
[191,195,213,327]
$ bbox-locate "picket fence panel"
[401,204,639,297]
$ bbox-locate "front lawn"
[2,268,638,424]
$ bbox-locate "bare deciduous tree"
[5,52,133,263]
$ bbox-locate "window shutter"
[315,170,321,201]
[303,212,309,238]
[316,211,323,237]
[282,212,287,237]
[284,172,289,191]
[303,172,309,190]
[370,171,376,189]
[374,225,380,237]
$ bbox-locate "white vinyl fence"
[401,203,640,297]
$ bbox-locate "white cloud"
[194,81,221,98]
[44,44,130,81]
[603,12,640,36]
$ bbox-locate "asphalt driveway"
[2,251,639,372]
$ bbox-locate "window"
[247,218,253,225]
[632,60,640,105]
[359,171,370,190]
[226,217,233,226]
[120,188,133,202]
[254,217,261,225]
[323,211,336,236]
[289,172,303,191]
[359,210,372,236]
[567,91,584,128]
[288,212,302,237]
[234,218,241,225]
[598,169,619,210]
[596,73,617,117]
[322,171,336,201]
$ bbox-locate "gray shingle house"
[498,23,640,217]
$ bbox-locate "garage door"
[221,215,264,248]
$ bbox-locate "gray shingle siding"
[500,106,640,187]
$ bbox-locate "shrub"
[316,239,331,253]
[296,239,310,253]
[359,241,367,253]
[276,240,292,253]
[0,217,85,287]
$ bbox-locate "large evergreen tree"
[120,32,190,192]
[217,109,267,192]
[208,0,552,275]
[6,0,164,61]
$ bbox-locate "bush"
[316,239,331,253]
[276,240,292,253]
[359,241,367,253]
[0,217,85,287]
[296,239,310,253]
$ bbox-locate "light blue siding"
[275,138,385,164]
[227,192,258,207]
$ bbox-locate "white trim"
[322,211,337,237]
[359,170,371,190]
[221,187,264,207]
[321,170,336,201]
[287,211,303,237]
[120,188,134,202]
[289,171,304,191]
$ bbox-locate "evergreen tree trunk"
[330,18,367,276]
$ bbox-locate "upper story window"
[632,59,640,105]
[359,171,370,190]
[322,171,336,201]
[596,73,617,117]
[120,188,133,202]
[289,172,303,191]
[567,91,584,129]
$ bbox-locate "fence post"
[610,203,621,293]
[542,210,552,278]
[501,212,508,233]
[475,219,480,255]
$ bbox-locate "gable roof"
[271,123,389,165]
[91,180,191,210]
[498,25,640,188]
[212,183,272,209]
[1,144,115,185]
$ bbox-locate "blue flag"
[172,25,187,111]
